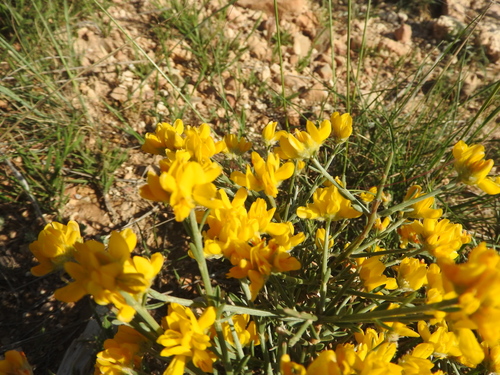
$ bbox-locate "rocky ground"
[1,0,500,372]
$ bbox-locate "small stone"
[378,37,411,57]
[248,36,270,60]
[110,86,128,102]
[461,73,479,97]
[394,24,412,44]
[433,16,464,40]
[315,63,333,80]
[293,32,311,58]
[302,83,328,102]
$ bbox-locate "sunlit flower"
[275,120,331,160]
[222,134,252,157]
[157,304,217,375]
[142,119,185,155]
[262,121,286,147]
[183,123,225,164]
[297,180,362,221]
[394,257,428,292]
[482,341,500,373]
[0,350,33,375]
[374,216,391,232]
[356,252,398,292]
[398,343,440,375]
[398,218,470,260]
[360,186,377,203]
[330,111,353,143]
[439,242,500,345]
[95,325,146,375]
[453,140,500,195]
[219,314,260,347]
[315,227,334,251]
[54,230,164,322]
[230,152,294,197]
[140,151,222,222]
[403,185,442,220]
[28,221,82,276]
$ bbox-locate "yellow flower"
[397,343,437,375]
[403,185,442,219]
[28,220,82,276]
[0,351,33,375]
[439,242,500,345]
[280,354,307,375]
[275,119,331,160]
[296,181,362,221]
[356,253,398,292]
[183,123,225,164]
[315,227,334,251]
[219,314,260,347]
[453,140,500,195]
[141,151,222,222]
[54,230,164,322]
[262,121,286,147]
[95,325,146,375]
[482,341,500,373]
[398,218,470,260]
[330,111,353,143]
[222,134,252,157]
[394,257,428,292]
[230,152,294,197]
[157,304,217,375]
[360,186,377,203]
[142,119,185,155]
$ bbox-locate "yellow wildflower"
[398,218,470,260]
[403,185,442,219]
[297,181,362,221]
[0,350,33,375]
[453,140,500,195]
[157,304,217,375]
[222,134,252,157]
[29,220,82,276]
[142,119,185,155]
[394,257,428,292]
[140,151,222,222]
[275,119,331,160]
[219,314,260,347]
[95,325,146,375]
[398,343,439,375]
[330,111,353,143]
[356,253,398,292]
[360,186,377,203]
[482,341,500,373]
[381,304,420,340]
[54,230,164,322]
[230,152,294,197]
[183,123,225,164]
[439,242,500,345]
[262,121,286,147]
[315,227,334,251]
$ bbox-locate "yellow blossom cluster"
[0,350,33,375]
[94,325,146,374]
[29,221,163,323]
[281,328,443,375]
[157,303,217,375]
[202,188,304,300]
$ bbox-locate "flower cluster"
[95,325,147,374]
[157,303,217,375]
[0,351,33,375]
[203,188,303,300]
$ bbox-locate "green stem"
[188,210,214,298]
[310,157,370,215]
[121,291,162,335]
[318,219,332,314]
[273,0,288,131]
[320,298,459,324]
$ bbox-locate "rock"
[110,86,128,102]
[315,63,333,80]
[302,83,328,103]
[236,0,307,19]
[432,15,465,40]
[259,65,272,81]
[394,24,412,44]
[284,74,309,90]
[378,38,411,57]
[248,36,270,60]
[477,25,500,63]
[293,32,311,58]
[442,0,471,23]
[461,73,479,97]
[296,11,318,37]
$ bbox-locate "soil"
[1,0,500,373]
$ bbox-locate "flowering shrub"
[9,115,500,374]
